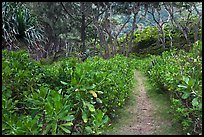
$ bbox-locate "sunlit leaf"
[178,84,187,89]
[89,90,97,98]
[96,91,103,94]
[60,81,68,85]
[182,76,189,85]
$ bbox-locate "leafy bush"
[2,50,134,135]
[146,41,202,135]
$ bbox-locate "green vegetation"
[2,2,44,49]
[2,2,202,135]
[2,40,201,135]
[144,73,183,135]
[147,41,202,134]
[130,41,202,135]
[2,50,134,135]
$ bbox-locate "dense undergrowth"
[131,40,202,135]
[2,51,134,135]
[2,40,202,135]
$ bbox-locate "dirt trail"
[131,70,155,134]
[105,70,182,135]
[106,70,155,135]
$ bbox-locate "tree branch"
[115,15,131,38]
[85,6,109,28]
[61,2,77,21]
[147,8,159,25]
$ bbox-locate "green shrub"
[2,50,135,135]
[146,41,202,135]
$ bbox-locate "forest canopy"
[2,2,202,59]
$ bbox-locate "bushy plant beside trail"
[2,50,134,135]
[131,41,202,135]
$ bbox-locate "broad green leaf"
[199,103,202,109]
[52,123,57,135]
[102,115,109,125]
[53,93,62,113]
[87,103,95,112]
[85,126,93,134]
[59,125,71,134]
[192,98,199,107]
[188,79,195,87]
[61,122,73,127]
[61,115,75,121]
[82,110,88,123]
[96,110,103,121]
[183,76,189,85]
[71,77,77,85]
[181,92,190,99]
[96,98,102,104]
[60,81,68,85]
[178,84,187,89]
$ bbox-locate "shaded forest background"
[2,2,202,60]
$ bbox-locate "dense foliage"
[130,41,202,135]
[2,50,134,135]
[2,2,202,135]
[119,17,202,56]
[2,2,45,50]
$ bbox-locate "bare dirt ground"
[105,70,155,135]
[105,70,182,135]
[130,70,155,134]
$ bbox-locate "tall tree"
[164,2,199,48]
[147,3,167,50]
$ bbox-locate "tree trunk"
[94,18,110,58]
[127,13,137,57]
[80,2,86,53]
[122,33,129,55]
[65,41,68,57]
[160,26,166,50]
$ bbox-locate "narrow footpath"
[105,70,182,135]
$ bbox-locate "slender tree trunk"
[101,30,110,58]
[70,44,73,54]
[98,30,104,57]
[65,41,68,57]
[122,33,129,55]
[169,33,173,48]
[159,25,166,50]
[97,25,109,58]
[80,2,86,53]
[192,3,202,42]
[127,13,137,57]
[94,19,110,58]
[93,31,98,56]
[194,26,198,42]
[105,30,115,57]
